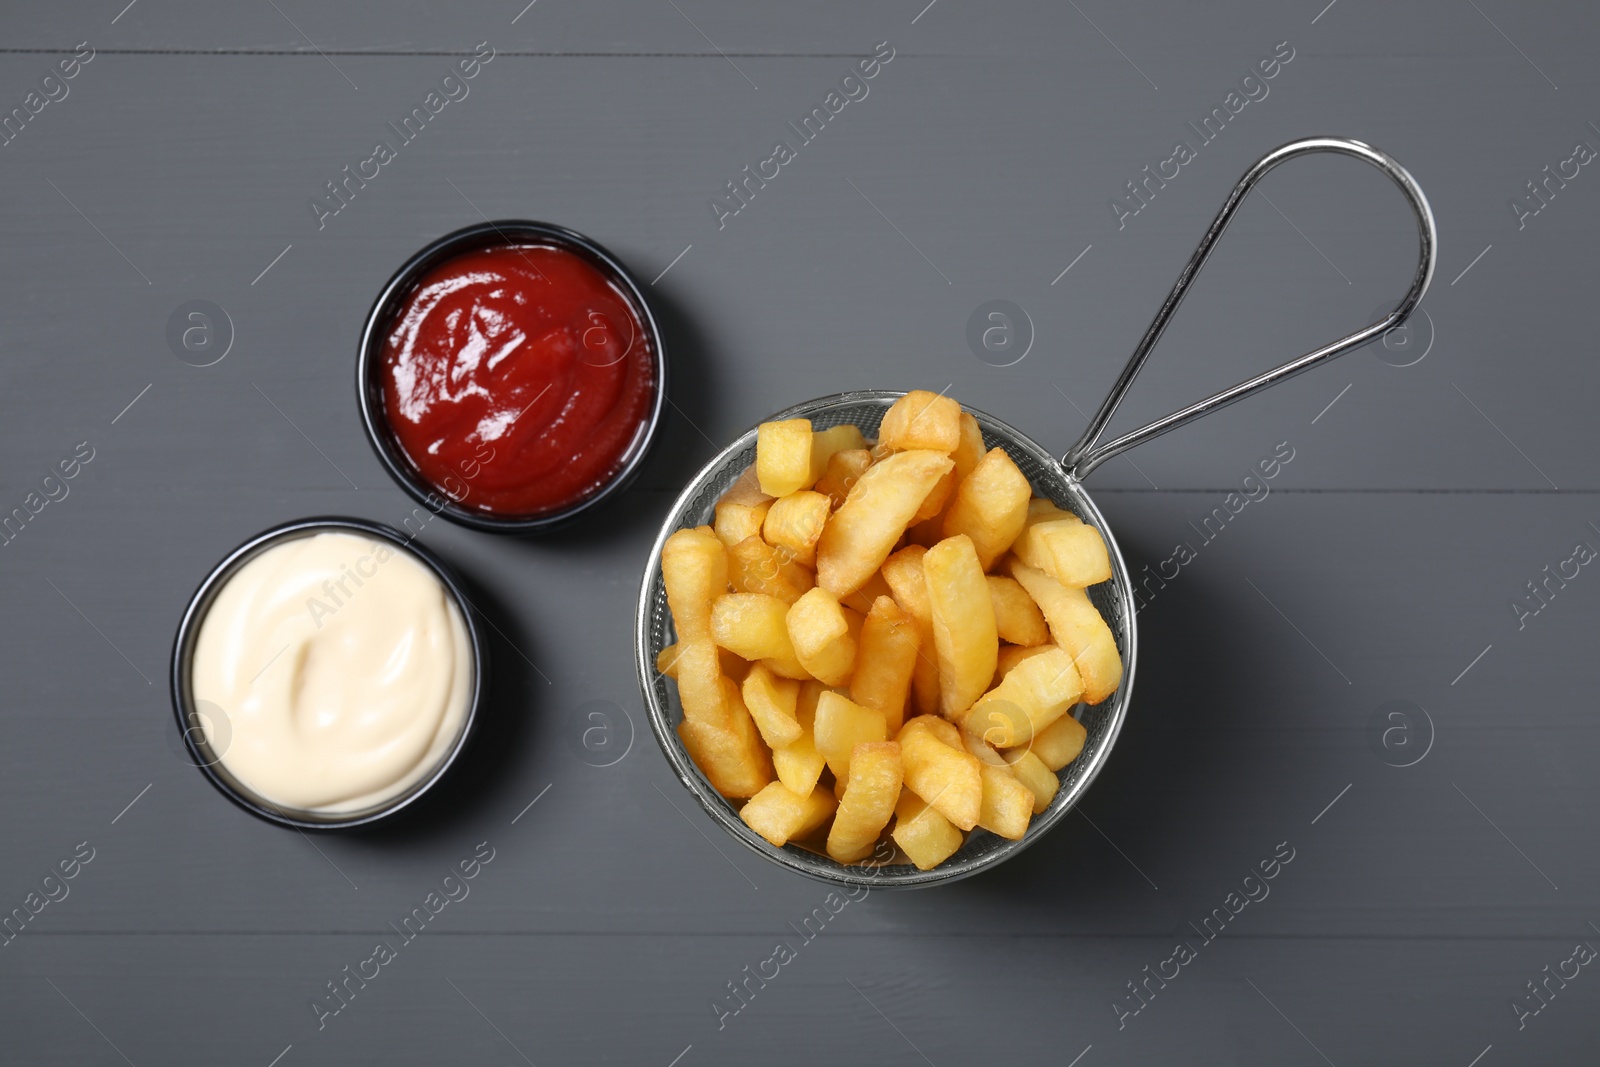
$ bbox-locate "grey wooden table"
[3,2,1597,1064]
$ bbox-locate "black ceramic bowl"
[356,220,668,534]
[171,517,488,830]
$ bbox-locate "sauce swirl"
[379,242,656,516]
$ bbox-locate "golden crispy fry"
[795,785,838,839]
[951,413,986,480]
[978,763,1034,839]
[813,690,887,783]
[839,569,894,616]
[987,575,1049,646]
[740,781,814,846]
[992,643,1052,687]
[678,677,773,798]
[727,535,814,605]
[891,791,965,870]
[902,713,961,749]
[816,450,954,596]
[897,716,982,830]
[656,643,680,678]
[880,546,940,715]
[850,595,920,734]
[1007,560,1122,703]
[720,466,771,508]
[1025,712,1087,772]
[673,639,727,727]
[1014,512,1113,588]
[786,587,861,687]
[827,741,903,862]
[662,526,727,640]
[911,468,956,524]
[1009,750,1059,813]
[714,499,771,548]
[756,418,814,496]
[962,646,1083,747]
[808,424,868,486]
[941,447,1031,570]
[879,390,962,453]
[712,593,799,663]
[741,662,802,748]
[763,490,831,567]
[814,448,872,510]
[772,681,828,796]
[923,535,999,719]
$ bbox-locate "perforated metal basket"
[635,138,1437,888]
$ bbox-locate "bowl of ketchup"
[358,221,665,532]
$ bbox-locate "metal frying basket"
[635,137,1437,888]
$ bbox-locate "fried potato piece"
[808,424,868,486]
[827,741,903,863]
[839,569,894,616]
[673,639,728,727]
[1009,750,1059,813]
[814,448,872,510]
[978,763,1034,840]
[816,450,954,596]
[897,716,982,830]
[786,587,861,687]
[879,390,962,453]
[720,466,771,508]
[962,646,1083,747]
[993,643,1052,686]
[891,791,965,870]
[678,677,773,798]
[763,490,831,567]
[911,463,956,525]
[1008,560,1122,703]
[952,413,986,478]
[756,418,815,496]
[882,545,941,717]
[987,575,1049,646]
[1026,711,1088,771]
[941,447,1031,570]
[923,535,998,720]
[741,662,802,748]
[662,526,727,640]
[1014,512,1113,588]
[850,596,920,734]
[813,691,887,783]
[740,781,812,846]
[727,535,814,605]
[656,642,680,678]
[794,785,838,839]
[714,498,771,548]
[772,681,828,796]
[902,713,961,749]
[712,593,802,668]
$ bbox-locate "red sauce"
[379,243,656,517]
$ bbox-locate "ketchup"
[379,243,656,517]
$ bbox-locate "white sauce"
[191,530,472,813]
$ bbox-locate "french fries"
[941,447,1031,570]
[816,450,953,596]
[757,418,815,497]
[827,741,902,862]
[1007,560,1122,704]
[660,391,1122,869]
[923,534,998,719]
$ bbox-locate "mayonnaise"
[191,530,473,813]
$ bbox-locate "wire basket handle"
[1063,137,1437,479]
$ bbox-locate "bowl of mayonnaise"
[171,517,487,829]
